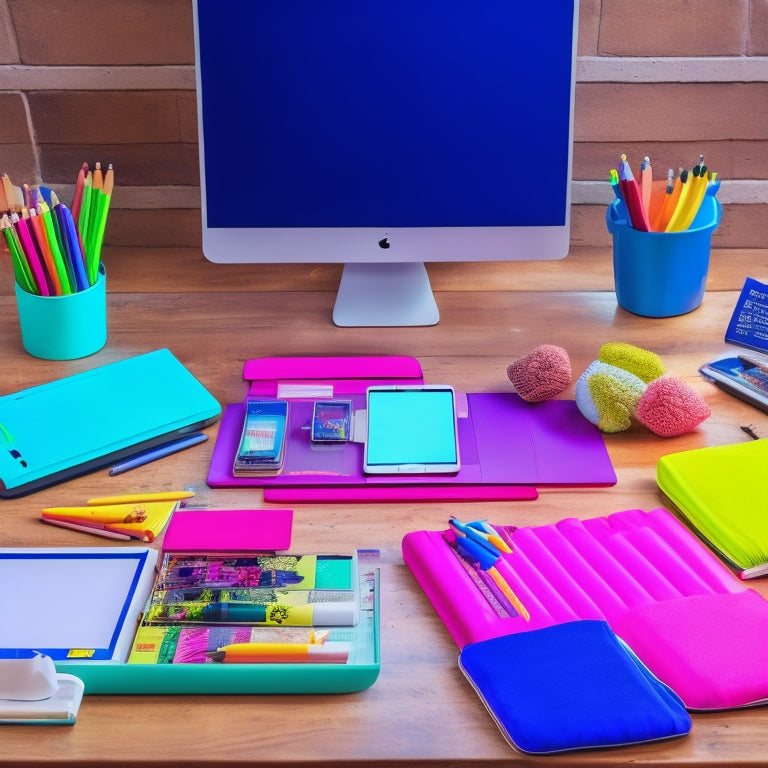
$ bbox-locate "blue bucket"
[606,192,722,317]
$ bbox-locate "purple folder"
[206,357,615,500]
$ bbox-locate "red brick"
[0,1,19,64]
[28,92,189,144]
[0,145,37,183]
[599,0,749,56]
[575,83,768,142]
[39,144,200,187]
[178,93,200,144]
[7,0,193,65]
[106,209,201,248]
[0,93,29,143]
[577,0,601,56]
[749,0,768,54]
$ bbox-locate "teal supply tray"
[54,570,380,695]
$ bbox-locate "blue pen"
[451,517,513,555]
[449,518,501,557]
[454,536,530,621]
[108,433,208,476]
[609,168,631,225]
[54,199,89,291]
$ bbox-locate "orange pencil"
[640,156,652,217]
[655,168,684,232]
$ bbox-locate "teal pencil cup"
[14,264,107,359]
[607,193,722,318]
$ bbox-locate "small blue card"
[725,277,768,354]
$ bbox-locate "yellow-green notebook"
[657,439,768,578]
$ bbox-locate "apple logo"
[378,237,390,249]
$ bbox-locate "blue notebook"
[459,620,691,754]
[0,349,221,497]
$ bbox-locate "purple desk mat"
[207,393,616,497]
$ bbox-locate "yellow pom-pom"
[587,369,646,432]
[598,342,665,383]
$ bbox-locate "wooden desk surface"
[2,247,768,767]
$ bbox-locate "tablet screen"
[363,386,460,474]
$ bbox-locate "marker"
[86,490,195,505]
[455,536,530,621]
[108,432,208,476]
[207,642,350,664]
[449,517,512,554]
[42,505,148,523]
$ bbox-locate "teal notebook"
[0,349,221,497]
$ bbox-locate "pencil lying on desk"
[207,642,350,664]
[42,505,147,523]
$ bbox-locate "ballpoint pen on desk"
[108,432,208,476]
[86,490,195,505]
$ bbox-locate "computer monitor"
[193,1,578,327]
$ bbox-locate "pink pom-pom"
[636,377,711,437]
[506,344,571,402]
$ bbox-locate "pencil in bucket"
[1,163,113,359]
[607,155,722,318]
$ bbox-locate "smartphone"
[233,399,289,475]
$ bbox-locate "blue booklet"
[699,277,768,414]
[724,276,768,355]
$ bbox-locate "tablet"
[363,385,460,474]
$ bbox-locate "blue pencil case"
[458,620,691,754]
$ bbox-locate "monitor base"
[332,262,440,327]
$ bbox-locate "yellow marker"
[42,505,147,523]
[86,491,195,505]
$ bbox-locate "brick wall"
[0,0,766,249]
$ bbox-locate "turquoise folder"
[0,349,221,497]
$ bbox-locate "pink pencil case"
[402,507,768,710]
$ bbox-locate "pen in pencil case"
[445,525,530,621]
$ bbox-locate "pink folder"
[161,508,293,554]
[206,356,616,501]
[402,507,768,710]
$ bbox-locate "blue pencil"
[108,433,208,476]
